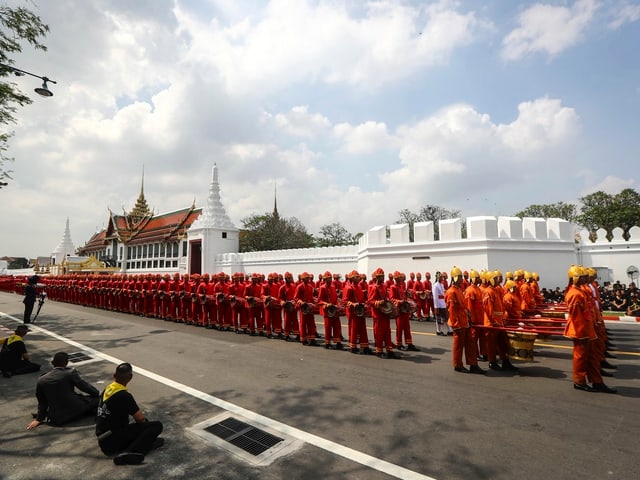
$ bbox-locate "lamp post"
[0,63,57,97]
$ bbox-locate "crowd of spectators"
[542,281,640,316]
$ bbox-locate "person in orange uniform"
[229,273,248,334]
[464,269,487,361]
[343,271,373,355]
[193,274,208,326]
[411,272,428,321]
[263,273,283,338]
[317,272,344,350]
[167,273,180,321]
[294,272,318,346]
[389,271,418,351]
[156,274,170,319]
[245,274,265,335]
[502,280,523,320]
[446,266,484,374]
[178,274,192,323]
[278,272,298,341]
[520,272,537,312]
[564,265,616,393]
[368,268,398,359]
[483,270,518,372]
[215,273,233,331]
[531,272,544,305]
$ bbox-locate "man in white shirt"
[432,273,453,336]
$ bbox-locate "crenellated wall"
[214,216,578,289]
[577,226,640,285]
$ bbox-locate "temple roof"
[126,206,202,245]
[77,206,202,254]
[128,170,152,225]
[78,229,108,253]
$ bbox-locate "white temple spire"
[52,218,76,263]
[191,163,235,229]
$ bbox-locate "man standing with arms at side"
[565,266,616,393]
[27,352,100,429]
[446,267,484,374]
[96,362,164,465]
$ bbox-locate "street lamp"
[0,63,57,97]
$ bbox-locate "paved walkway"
[1,291,639,480]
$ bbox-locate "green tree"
[316,222,355,247]
[1,4,49,188]
[397,205,462,241]
[239,212,315,252]
[515,201,578,222]
[576,189,640,240]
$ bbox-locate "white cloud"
[333,121,397,154]
[270,106,331,138]
[580,175,636,195]
[175,0,488,95]
[496,97,581,151]
[501,0,599,61]
[0,1,636,258]
[608,3,640,29]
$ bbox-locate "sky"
[1,0,639,258]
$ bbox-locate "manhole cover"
[68,352,93,363]
[187,414,302,466]
[65,351,100,366]
[204,417,283,456]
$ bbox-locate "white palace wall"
[214,216,577,289]
[577,226,640,286]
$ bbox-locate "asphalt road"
[1,291,638,480]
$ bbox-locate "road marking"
[0,312,437,480]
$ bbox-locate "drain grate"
[188,413,301,466]
[204,417,283,456]
[67,352,93,363]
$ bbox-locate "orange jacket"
[446,284,469,329]
[482,285,504,327]
[564,284,596,339]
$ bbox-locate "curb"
[604,315,640,323]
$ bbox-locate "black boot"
[592,383,617,394]
[488,361,502,371]
[502,358,519,372]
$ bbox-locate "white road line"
[1,312,437,480]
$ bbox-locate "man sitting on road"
[27,352,100,429]
[95,362,164,465]
[0,325,40,378]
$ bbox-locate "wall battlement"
[214,216,579,288]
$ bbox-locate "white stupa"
[190,163,235,229]
[188,163,239,273]
[51,218,76,265]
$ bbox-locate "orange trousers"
[452,327,479,368]
[572,339,602,385]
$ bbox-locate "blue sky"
[1,0,639,257]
